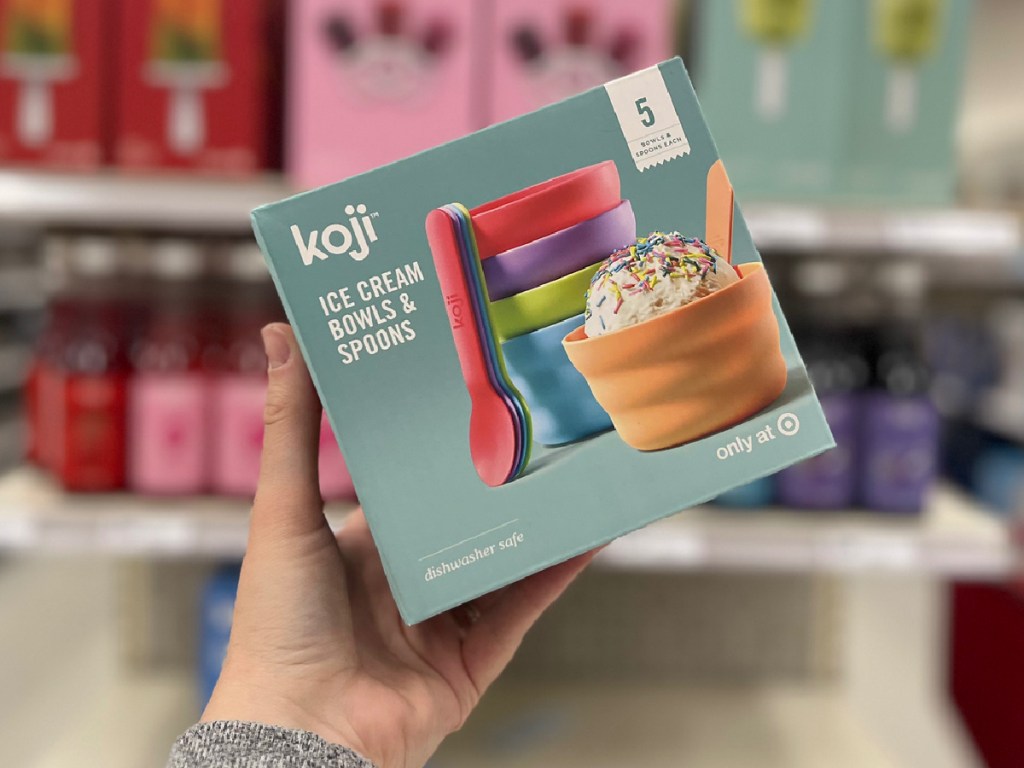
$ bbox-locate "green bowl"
[489,260,600,341]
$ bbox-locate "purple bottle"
[777,330,868,510]
[860,335,938,514]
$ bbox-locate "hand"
[202,323,596,768]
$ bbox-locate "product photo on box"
[253,58,835,624]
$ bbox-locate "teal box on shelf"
[252,58,834,624]
[694,0,853,202]
[839,0,973,205]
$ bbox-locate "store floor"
[0,557,906,768]
[0,556,192,768]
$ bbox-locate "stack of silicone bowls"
[469,161,634,445]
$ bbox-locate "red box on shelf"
[0,0,108,170]
[114,0,280,175]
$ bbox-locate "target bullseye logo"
[777,412,800,437]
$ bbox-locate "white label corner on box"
[604,66,690,172]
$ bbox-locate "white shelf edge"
[745,204,1022,258]
[0,468,1015,574]
[1,171,1020,257]
[600,485,1016,577]
[0,170,291,232]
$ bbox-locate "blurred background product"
[842,0,972,204]
[0,0,106,169]
[115,0,282,174]
[486,0,674,124]
[696,0,851,202]
[697,0,972,205]
[0,0,1023,766]
[288,0,480,187]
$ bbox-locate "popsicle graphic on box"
[740,0,814,121]
[146,0,228,155]
[1,0,76,146]
[874,0,944,133]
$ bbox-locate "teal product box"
[252,58,834,624]
[694,0,851,202]
[841,0,972,205]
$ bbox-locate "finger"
[462,549,598,691]
[251,323,325,538]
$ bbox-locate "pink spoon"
[426,209,521,487]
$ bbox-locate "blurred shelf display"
[1,171,1021,258]
[0,467,1013,575]
[0,342,32,393]
[976,392,1024,444]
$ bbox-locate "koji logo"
[446,294,464,329]
[291,205,380,265]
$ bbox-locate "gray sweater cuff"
[168,721,378,768]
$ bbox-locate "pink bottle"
[209,244,277,498]
[128,240,209,495]
[318,414,357,501]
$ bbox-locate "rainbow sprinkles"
[583,232,738,338]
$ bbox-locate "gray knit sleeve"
[167,721,378,768]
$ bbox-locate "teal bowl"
[501,314,612,446]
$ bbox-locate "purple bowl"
[482,200,635,301]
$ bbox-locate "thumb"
[251,323,325,539]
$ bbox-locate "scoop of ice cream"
[584,232,739,337]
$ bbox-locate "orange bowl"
[562,263,787,451]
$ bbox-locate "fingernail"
[262,326,291,370]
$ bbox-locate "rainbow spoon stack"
[427,161,633,485]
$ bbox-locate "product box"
[840,0,972,205]
[694,0,852,202]
[253,59,834,624]
[115,0,279,174]
[287,0,480,189]
[487,0,676,124]
[0,0,107,169]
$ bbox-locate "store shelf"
[746,204,1022,258]
[0,170,289,233]
[0,467,356,556]
[0,467,1014,575]
[602,486,1016,577]
[1,170,1020,257]
[975,390,1024,444]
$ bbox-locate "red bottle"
[29,235,72,473]
[56,237,128,492]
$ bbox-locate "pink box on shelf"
[287,0,480,189]
[487,0,676,124]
